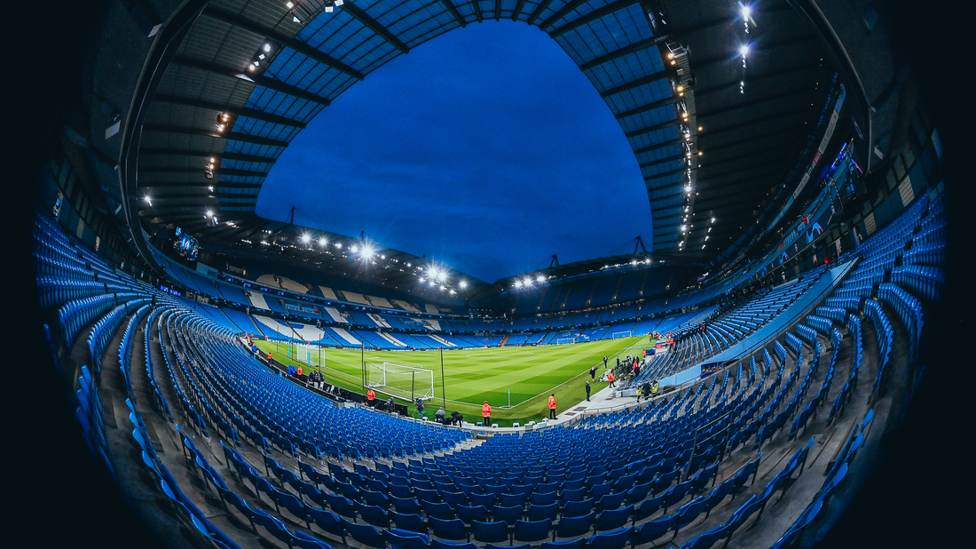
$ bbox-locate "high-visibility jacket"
[548,396,557,409]
[296,366,303,376]
[367,389,375,401]
[651,382,659,394]
[482,403,491,417]
[608,372,615,382]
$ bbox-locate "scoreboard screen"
[173,227,199,261]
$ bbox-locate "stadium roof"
[123,0,831,287]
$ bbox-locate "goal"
[555,337,576,345]
[365,362,435,401]
[611,331,633,339]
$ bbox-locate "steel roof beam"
[645,166,686,183]
[697,86,814,120]
[548,0,639,36]
[152,95,306,128]
[170,56,332,106]
[638,152,684,169]
[512,0,528,20]
[625,117,681,139]
[340,3,409,54]
[579,37,659,71]
[526,0,555,25]
[632,137,682,155]
[539,0,591,30]
[615,95,681,120]
[698,125,802,154]
[203,6,364,80]
[139,166,268,177]
[698,107,810,141]
[600,69,671,98]
[138,148,278,164]
[141,124,290,148]
[440,0,466,26]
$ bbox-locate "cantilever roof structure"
[127,0,830,285]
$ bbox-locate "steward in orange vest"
[482,401,492,425]
[548,395,557,420]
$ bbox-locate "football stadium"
[12,0,963,548]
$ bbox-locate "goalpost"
[365,362,435,402]
[611,331,633,339]
[555,337,576,345]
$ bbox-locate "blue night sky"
[256,21,654,283]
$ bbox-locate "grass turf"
[255,336,654,426]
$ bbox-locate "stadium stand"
[29,143,951,549]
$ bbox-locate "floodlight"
[741,5,751,19]
[334,0,343,5]
[318,237,327,247]
[286,1,294,8]
[428,279,435,286]
[351,245,358,253]
[206,210,213,217]
[459,280,468,289]
[523,278,533,287]
[361,245,375,259]
[536,275,545,283]
[335,242,341,249]
[515,280,523,288]
[300,233,310,244]
[263,44,271,52]
[439,285,445,291]
[740,44,750,57]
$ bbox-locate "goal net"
[555,337,576,345]
[612,331,633,339]
[365,362,435,401]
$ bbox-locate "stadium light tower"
[361,244,375,259]
[300,233,311,244]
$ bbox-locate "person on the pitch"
[367,388,376,407]
[585,380,591,401]
[548,394,557,420]
[482,401,492,426]
[608,370,616,388]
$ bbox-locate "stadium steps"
[427,334,455,347]
[90,311,204,549]
[376,331,407,347]
[330,327,362,346]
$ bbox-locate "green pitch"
[255,336,653,426]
